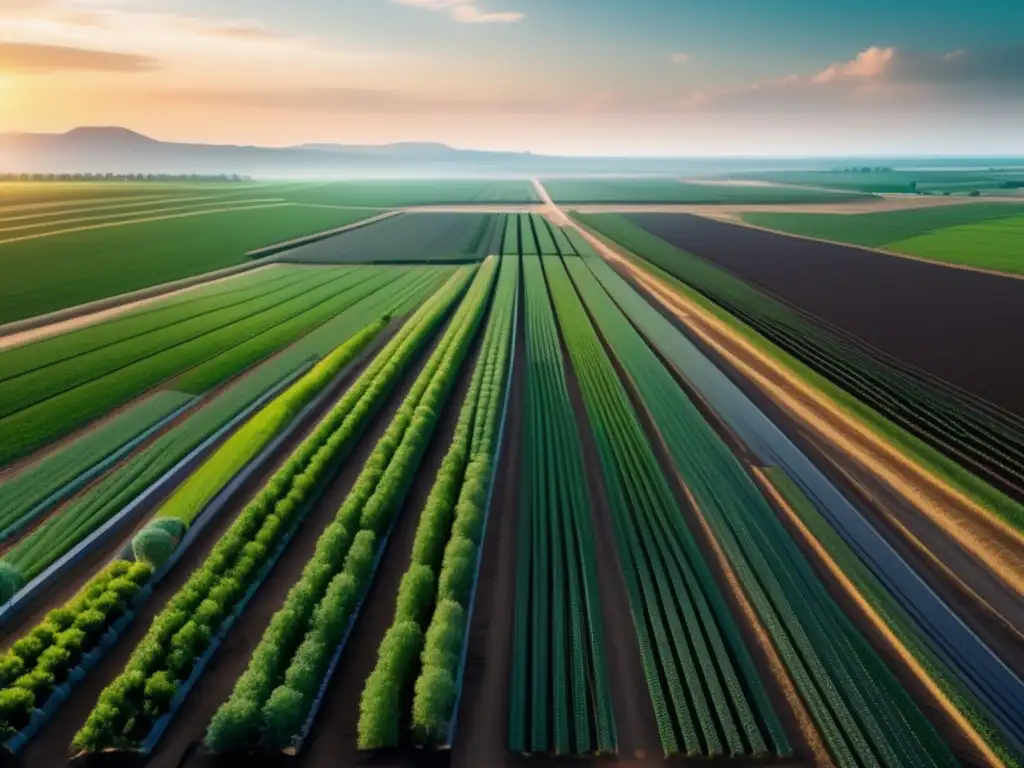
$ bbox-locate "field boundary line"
[754,466,1008,768]
[708,211,1024,282]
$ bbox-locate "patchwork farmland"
[0,179,1022,768]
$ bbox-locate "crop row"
[507,254,615,756]
[356,253,519,750]
[0,268,438,589]
[70,266,476,755]
[576,213,1024,533]
[0,266,303,385]
[0,322,384,743]
[0,391,193,541]
[517,214,540,256]
[203,257,499,754]
[501,215,518,256]
[543,252,786,758]
[570,243,959,767]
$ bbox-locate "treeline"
[0,173,251,183]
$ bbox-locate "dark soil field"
[282,213,502,265]
[627,213,1024,417]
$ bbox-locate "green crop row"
[517,214,540,256]
[571,245,958,767]
[0,559,154,739]
[203,259,496,754]
[0,390,192,537]
[501,214,518,256]
[507,254,616,756]
[544,252,785,758]
[530,214,558,255]
[148,319,386,532]
[71,267,475,754]
[0,267,300,385]
[355,254,518,750]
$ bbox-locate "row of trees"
[0,173,251,182]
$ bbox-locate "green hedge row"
[358,254,518,750]
[71,267,475,754]
[146,318,387,530]
[204,259,497,754]
[0,559,154,739]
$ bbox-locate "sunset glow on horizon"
[1,0,1022,155]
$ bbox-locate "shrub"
[10,635,44,666]
[394,565,436,625]
[410,666,457,745]
[73,608,107,637]
[132,526,177,568]
[106,577,142,602]
[0,654,25,686]
[451,501,484,544]
[0,686,36,724]
[261,686,305,751]
[143,670,177,710]
[205,695,259,753]
[343,530,376,585]
[438,555,474,605]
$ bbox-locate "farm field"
[742,203,1024,273]
[725,169,1024,194]
[542,178,872,204]
[621,213,1024,421]
[0,182,1022,768]
[281,213,504,264]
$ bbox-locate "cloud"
[0,41,157,72]
[391,0,523,23]
[670,52,690,65]
[813,46,895,83]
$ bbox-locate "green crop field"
[743,203,1024,272]
[542,178,870,204]
[887,216,1024,273]
[0,204,378,324]
[282,213,505,264]
[278,180,537,206]
[726,169,1024,194]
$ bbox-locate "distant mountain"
[0,127,1020,177]
[0,127,618,176]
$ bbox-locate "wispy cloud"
[670,52,690,64]
[812,46,895,83]
[391,0,524,24]
[0,41,157,72]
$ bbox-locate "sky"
[1,0,1023,155]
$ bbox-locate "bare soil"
[625,213,1024,418]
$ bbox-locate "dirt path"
[15,325,408,767]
